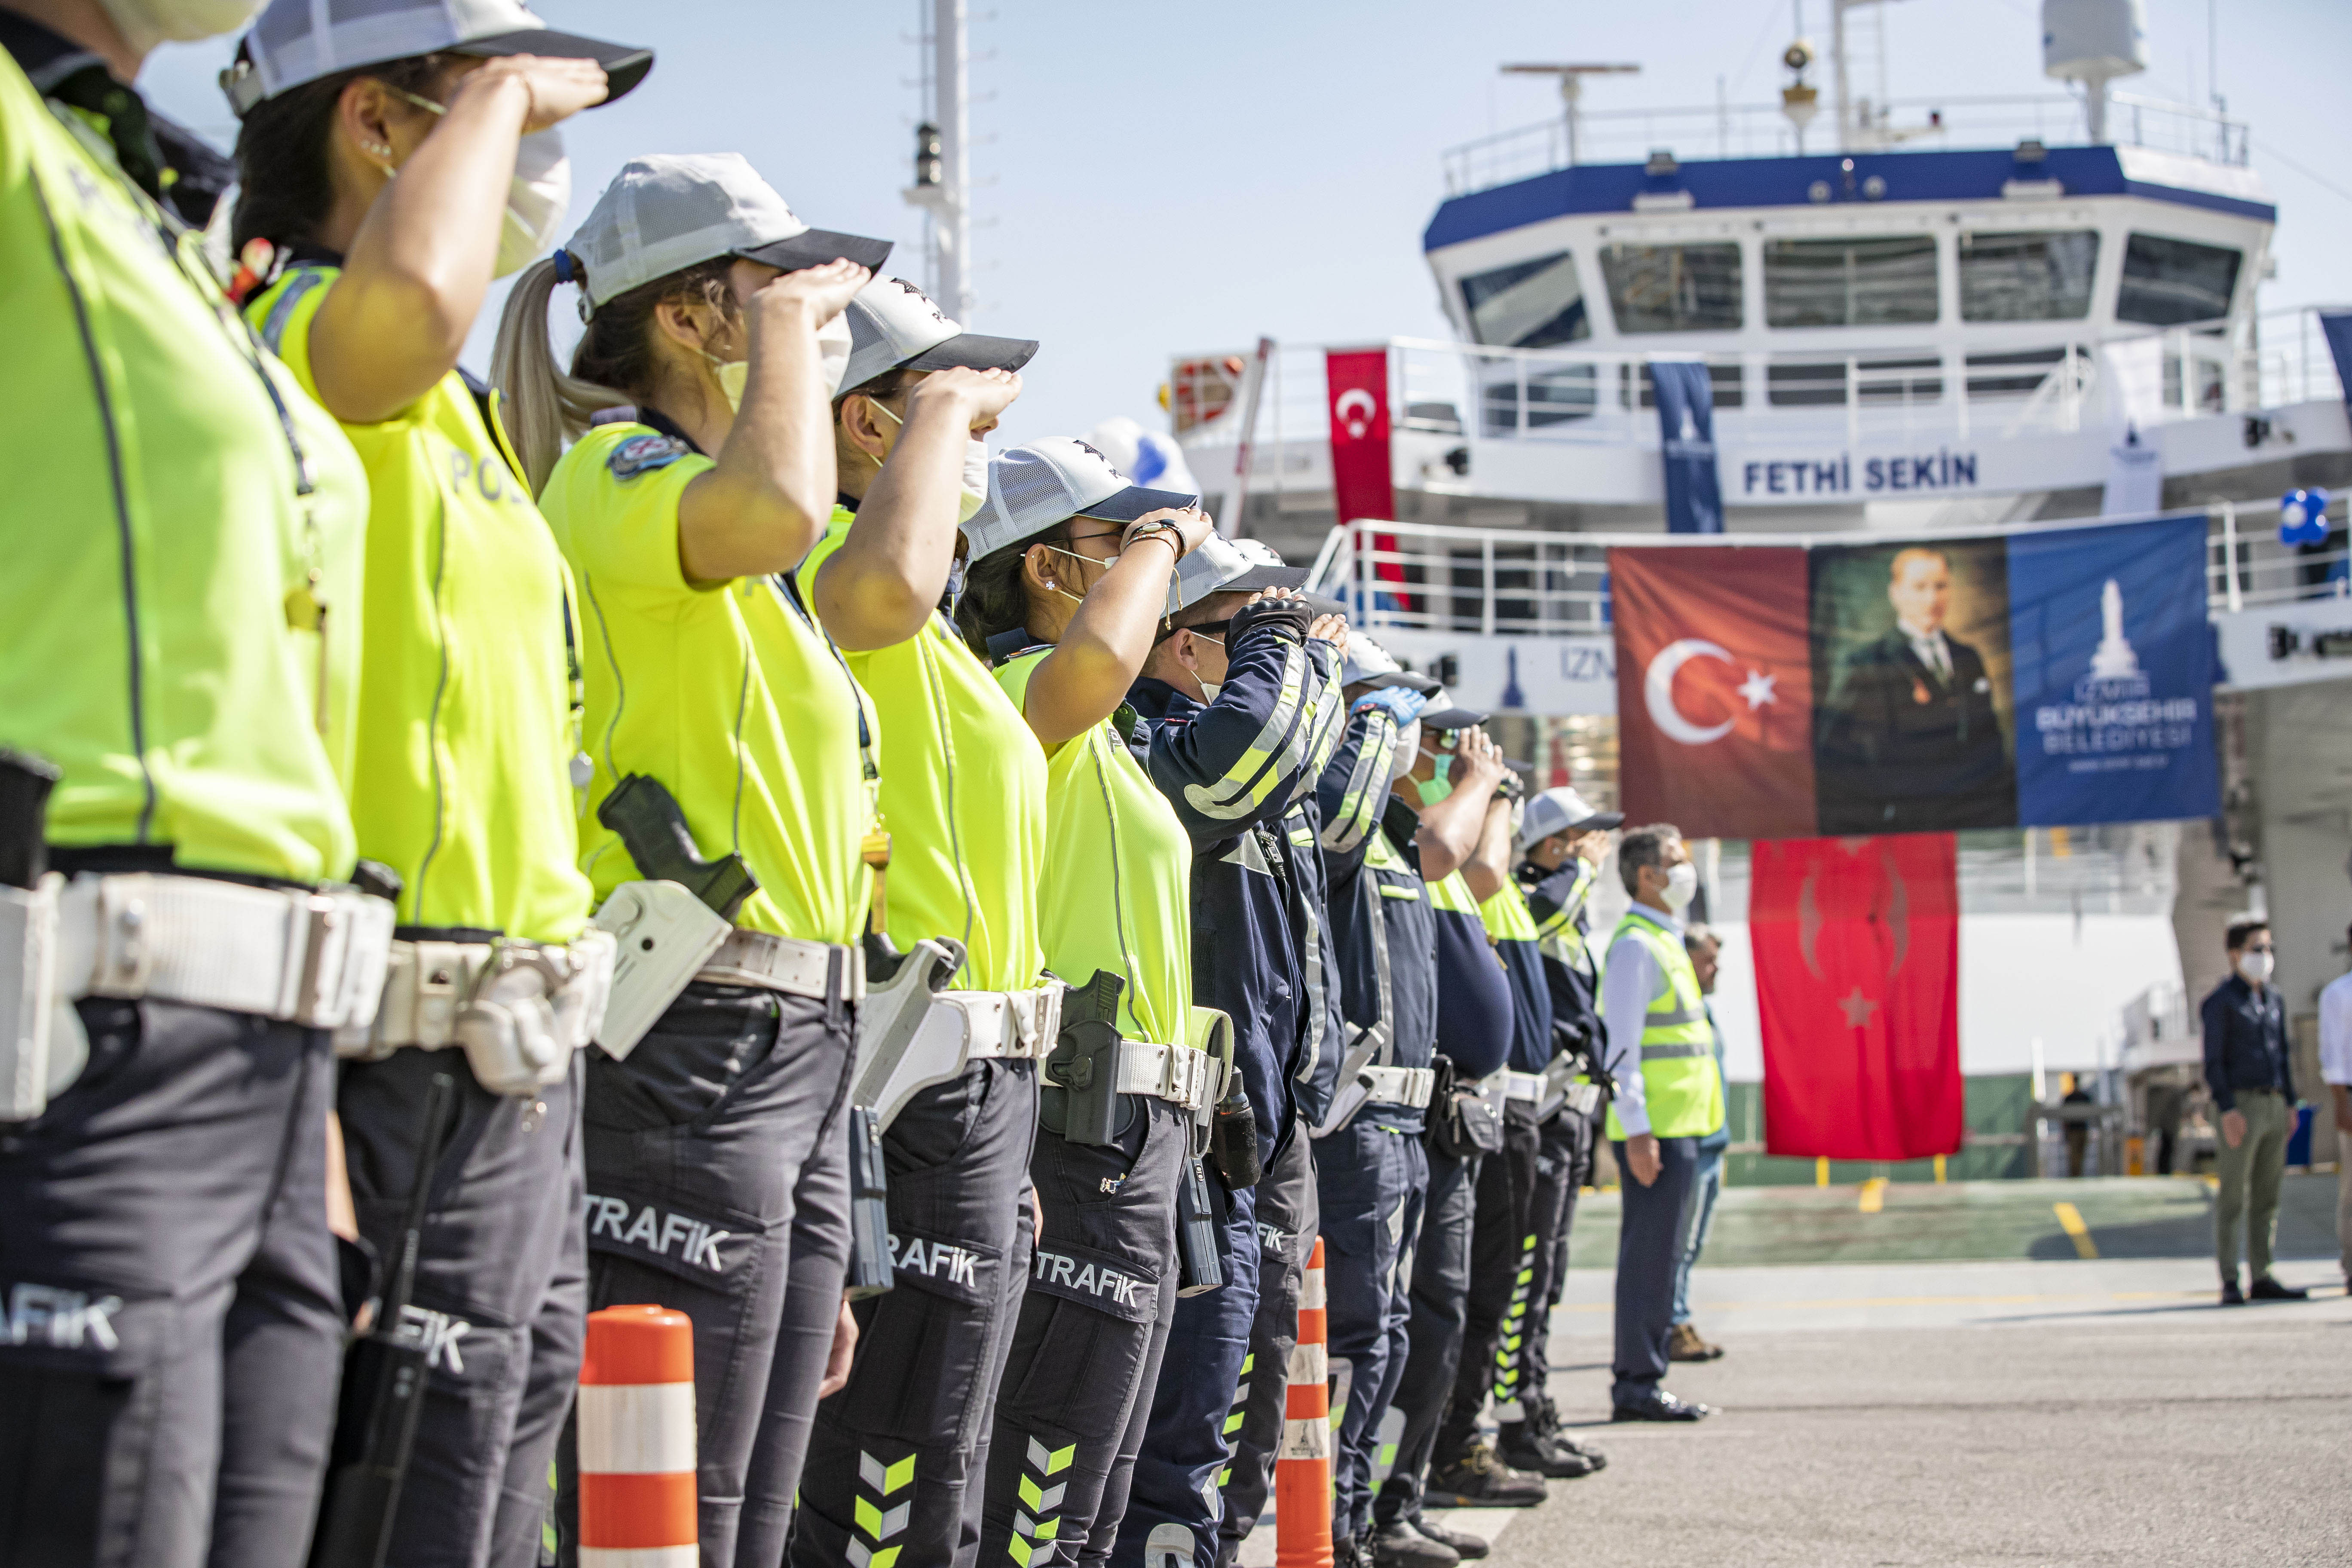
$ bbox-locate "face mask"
[382,90,567,280]
[1186,632,1226,707]
[1413,750,1454,806]
[704,349,748,413]
[2238,949,2274,984]
[870,398,990,523]
[1387,720,1422,786]
[1660,861,1700,912]
[496,128,570,279]
[818,311,853,396]
[95,0,263,51]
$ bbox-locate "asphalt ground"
[1235,1176,2352,1566]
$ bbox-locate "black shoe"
[1369,1519,1460,1567]
[1498,1426,1602,1479]
[1332,1532,1370,1568]
[1412,1516,1489,1559]
[2219,1277,2246,1306]
[2248,1274,2310,1301]
[1522,1397,1610,1471]
[1612,1389,1712,1422]
[1423,1442,1548,1507]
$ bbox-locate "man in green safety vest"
[1597,824,1725,1422]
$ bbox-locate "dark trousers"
[978,1093,1186,1566]
[1520,1105,1597,1418]
[1434,1101,1543,1464]
[1312,1118,1425,1544]
[1113,1173,1259,1567]
[1502,1104,1585,1431]
[792,1058,1039,1568]
[0,1000,343,1568]
[1216,1124,1317,1561]
[1611,1134,1699,1405]
[560,978,857,1568]
[1375,1143,1476,1526]
[338,1044,588,1568]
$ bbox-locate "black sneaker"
[1332,1531,1370,1568]
[1412,1516,1489,1559]
[2219,1277,2246,1307]
[2248,1274,2310,1301]
[1422,1442,1547,1508]
[1498,1425,1602,1479]
[1519,1395,1609,1471]
[1368,1519,1459,1567]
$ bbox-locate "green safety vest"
[1603,909,1725,1141]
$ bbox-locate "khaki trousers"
[2213,1087,2290,1283]
[2336,1122,2352,1281]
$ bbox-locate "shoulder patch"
[607,432,689,481]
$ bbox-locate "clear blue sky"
[141,0,2352,449]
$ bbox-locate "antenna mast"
[1500,63,1640,167]
[905,0,972,320]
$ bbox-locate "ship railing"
[1440,92,2252,197]
[1182,331,2283,466]
[1303,493,2349,639]
[2254,303,2351,410]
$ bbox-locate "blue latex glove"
[1352,685,1427,725]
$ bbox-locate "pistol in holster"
[597,774,759,921]
[1041,969,1127,1148]
[0,750,63,1124]
[849,931,968,1132]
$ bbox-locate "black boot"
[1412,1515,1491,1559]
[1368,1518,1460,1566]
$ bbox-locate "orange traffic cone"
[1275,1237,1333,1568]
[577,1305,697,1566]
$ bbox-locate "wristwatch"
[1122,518,1188,559]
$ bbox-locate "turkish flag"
[1609,546,1815,839]
[1325,349,1393,525]
[1751,834,1963,1161]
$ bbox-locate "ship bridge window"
[2118,233,2243,326]
[1763,235,1938,328]
[1599,243,1743,333]
[1458,251,1591,348]
[1959,230,2099,321]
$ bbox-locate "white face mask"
[870,398,990,523]
[704,349,748,413]
[1388,719,1422,786]
[496,128,570,279]
[707,317,851,414]
[1185,632,1226,707]
[2238,949,2274,985]
[95,0,263,51]
[818,311,853,396]
[1660,860,1700,912]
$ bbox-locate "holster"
[590,880,732,1060]
[848,934,970,1132]
[1308,1031,1384,1140]
[1041,970,1127,1148]
[845,1104,894,1299]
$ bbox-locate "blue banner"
[2322,310,2352,415]
[1653,360,1722,534]
[2005,514,2218,827]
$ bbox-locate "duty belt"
[1360,1063,1436,1111]
[700,929,867,1003]
[930,983,1062,1062]
[339,929,616,1058]
[1114,1037,1223,1112]
[1500,1069,1547,1103]
[57,872,393,1028]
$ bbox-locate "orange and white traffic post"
[1274,1236,1333,1568]
[577,1304,698,1567]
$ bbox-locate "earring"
[361,138,394,160]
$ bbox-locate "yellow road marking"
[1858,1177,1889,1213]
[2052,1201,2099,1259]
[1815,1157,1829,1188]
[1933,1154,1947,1184]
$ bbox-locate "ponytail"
[952,524,1071,660]
[491,253,628,495]
[489,250,738,494]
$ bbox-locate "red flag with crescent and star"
[1751,833,1963,1160]
[1609,545,1815,838]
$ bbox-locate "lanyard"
[772,570,892,936]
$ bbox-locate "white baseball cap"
[960,438,1199,563]
[1339,636,1440,694]
[560,154,891,314]
[1519,786,1623,847]
[225,0,653,116]
[836,277,1036,397]
[1160,536,1316,615]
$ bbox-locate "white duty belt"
[3,871,396,1122]
[701,930,867,1002]
[929,984,1062,1063]
[1360,1063,1436,1111]
[58,872,394,1027]
[1501,1069,1547,1103]
[341,932,616,1056]
[1113,1038,1224,1113]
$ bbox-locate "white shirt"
[2320,971,2352,1087]
[1600,900,1682,1139]
[1900,621,1953,680]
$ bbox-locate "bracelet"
[1123,520,1186,560]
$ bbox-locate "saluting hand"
[912,365,1023,433]
[1308,612,1348,655]
[459,55,611,132]
[760,257,872,329]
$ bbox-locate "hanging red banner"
[1324,348,1393,525]
[1751,833,1963,1161]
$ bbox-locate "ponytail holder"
[552,248,577,285]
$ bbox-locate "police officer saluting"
[784,276,1041,1568]
[1117,554,1347,1566]
[226,5,650,1558]
[494,153,885,1563]
[3,1,391,1563]
[953,439,1216,1562]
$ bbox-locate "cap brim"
[903,332,1039,374]
[1420,707,1489,731]
[1568,811,1625,833]
[1346,670,1440,694]
[739,229,896,275]
[1218,565,1312,594]
[459,30,655,104]
[1075,484,1201,524]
